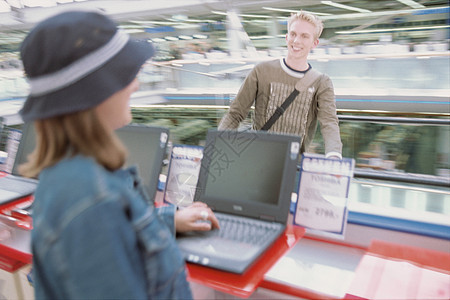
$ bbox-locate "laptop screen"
[10,123,167,201]
[195,130,300,223]
[116,124,169,201]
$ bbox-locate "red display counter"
[345,240,450,300]
[1,196,449,300]
[0,196,33,273]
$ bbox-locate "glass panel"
[130,106,449,179]
[312,121,449,178]
[313,56,450,91]
[140,54,450,95]
[348,179,450,217]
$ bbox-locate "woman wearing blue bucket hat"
[19,10,218,299]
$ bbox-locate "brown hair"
[287,11,324,40]
[19,109,127,178]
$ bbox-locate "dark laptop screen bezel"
[12,122,36,176]
[194,130,300,224]
[116,124,169,201]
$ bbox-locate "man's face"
[285,19,319,60]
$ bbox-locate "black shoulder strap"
[261,89,299,131]
[261,69,321,131]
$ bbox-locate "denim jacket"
[32,155,192,299]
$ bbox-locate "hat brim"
[20,38,155,122]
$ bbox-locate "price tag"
[1,129,22,173]
[294,153,354,237]
[164,145,203,207]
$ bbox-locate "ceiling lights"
[321,1,371,13]
[262,6,331,16]
[211,10,271,18]
[395,0,426,9]
[0,1,10,12]
[336,24,449,34]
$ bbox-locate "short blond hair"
[287,11,324,40]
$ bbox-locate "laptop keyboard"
[0,175,37,192]
[177,212,286,273]
[0,175,37,204]
[213,213,283,246]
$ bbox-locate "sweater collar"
[280,58,311,78]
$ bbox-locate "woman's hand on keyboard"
[175,202,220,233]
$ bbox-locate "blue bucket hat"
[19,11,155,122]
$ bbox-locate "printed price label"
[164,145,203,207]
[294,153,354,236]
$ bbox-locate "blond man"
[219,11,342,159]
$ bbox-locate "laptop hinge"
[259,214,275,221]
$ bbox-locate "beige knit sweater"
[218,58,342,156]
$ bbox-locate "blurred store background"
[0,1,449,222]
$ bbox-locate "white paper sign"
[294,153,354,236]
[164,145,203,207]
[1,129,22,173]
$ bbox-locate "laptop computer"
[0,123,169,206]
[176,130,301,274]
[0,122,38,205]
[115,124,169,201]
